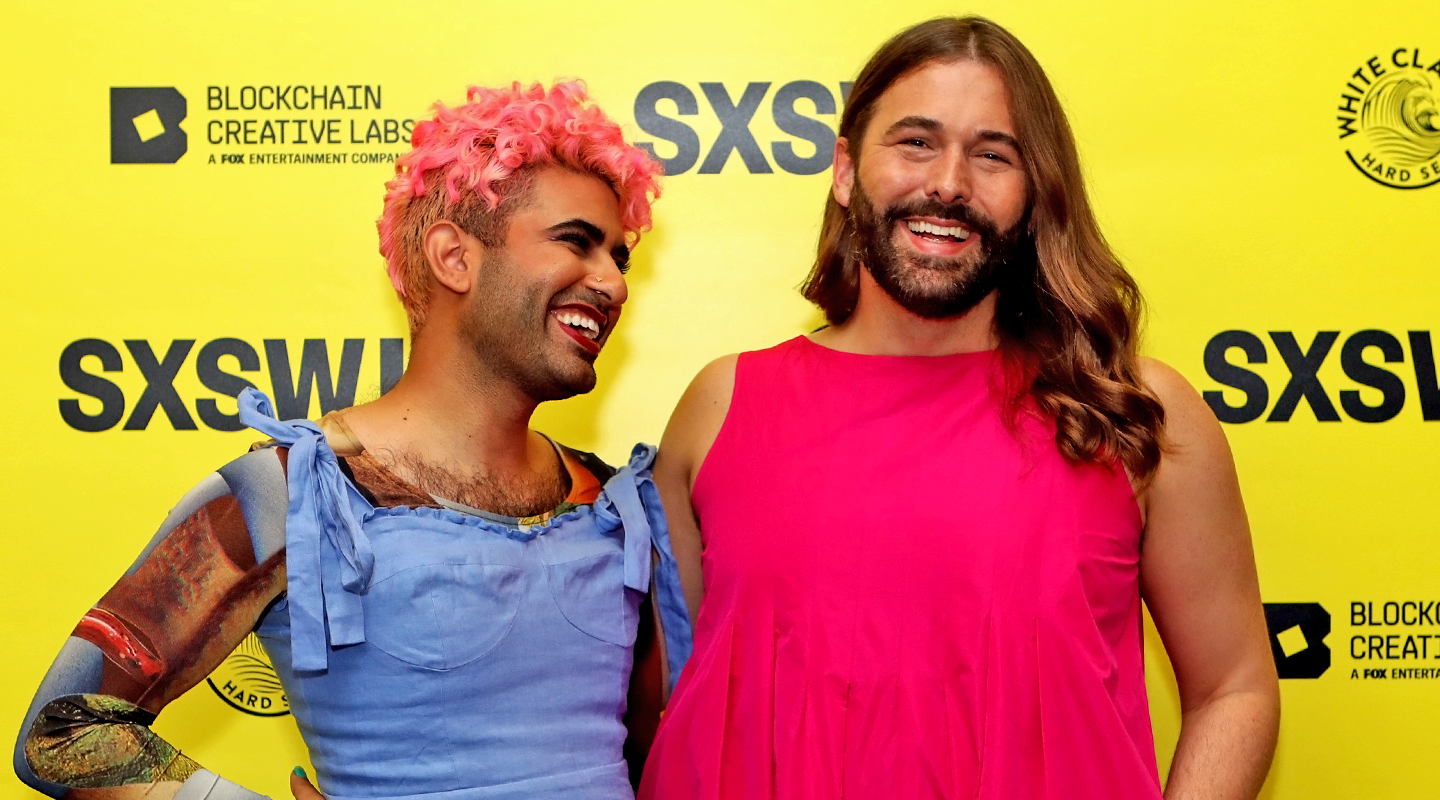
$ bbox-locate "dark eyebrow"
[977,129,1022,153]
[546,218,606,245]
[548,218,630,268]
[884,115,943,136]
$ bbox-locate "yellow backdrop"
[3,1,1438,798]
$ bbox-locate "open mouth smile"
[900,217,976,257]
[550,303,609,356]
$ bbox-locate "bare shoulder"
[1138,356,1230,456]
[1135,356,1242,531]
[682,354,740,411]
[658,354,740,489]
[1138,356,1204,415]
[655,356,738,623]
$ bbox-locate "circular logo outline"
[1337,49,1440,190]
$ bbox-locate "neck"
[339,319,546,482]
[812,269,1000,356]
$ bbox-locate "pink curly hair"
[377,80,663,333]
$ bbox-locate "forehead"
[863,59,1016,142]
[512,165,623,233]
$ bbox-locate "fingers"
[289,767,325,800]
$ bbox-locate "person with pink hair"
[16,81,689,800]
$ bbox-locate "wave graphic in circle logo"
[1337,49,1440,189]
[206,633,289,717]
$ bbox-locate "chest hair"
[375,449,568,518]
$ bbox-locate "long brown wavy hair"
[802,16,1166,482]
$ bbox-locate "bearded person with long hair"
[641,17,1279,800]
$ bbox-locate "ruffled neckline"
[361,502,594,541]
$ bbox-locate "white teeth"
[906,220,970,240]
[555,310,600,339]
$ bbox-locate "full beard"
[849,181,1029,320]
[462,252,599,402]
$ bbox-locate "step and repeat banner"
[1,1,1436,798]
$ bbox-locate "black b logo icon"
[110,87,187,164]
[1264,602,1331,679]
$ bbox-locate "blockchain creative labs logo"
[1336,49,1440,189]
[206,633,289,716]
[110,87,187,163]
[1264,602,1331,679]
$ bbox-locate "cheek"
[856,159,918,204]
[982,174,1031,229]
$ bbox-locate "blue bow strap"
[238,388,374,672]
[602,454,654,595]
[600,444,694,692]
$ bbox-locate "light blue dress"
[238,389,691,800]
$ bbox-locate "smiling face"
[833,59,1031,320]
[460,165,630,401]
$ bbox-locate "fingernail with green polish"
[293,767,307,778]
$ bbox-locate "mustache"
[879,198,1003,240]
[549,287,615,315]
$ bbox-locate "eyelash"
[558,233,630,274]
[897,136,1016,164]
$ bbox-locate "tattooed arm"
[15,448,291,800]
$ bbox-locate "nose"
[583,252,629,307]
[927,148,972,205]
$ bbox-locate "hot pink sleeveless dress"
[640,336,1162,800]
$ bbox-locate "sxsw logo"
[111,87,187,163]
[1203,329,1440,423]
[634,81,851,175]
[58,337,403,432]
[1265,602,1331,679]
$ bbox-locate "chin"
[892,266,978,300]
[562,370,599,398]
[529,363,598,402]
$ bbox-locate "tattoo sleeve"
[14,449,289,800]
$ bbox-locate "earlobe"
[423,221,480,294]
[832,137,854,208]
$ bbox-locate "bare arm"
[1136,359,1280,800]
[653,355,737,631]
[622,592,664,786]
[15,449,290,800]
